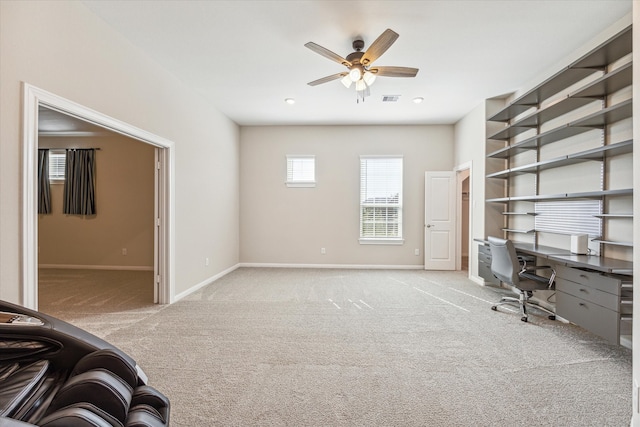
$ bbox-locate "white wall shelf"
[487,99,632,158]
[501,228,535,234]
[592,239,634,247]
[486,139,633,179]
[487,189,632,204]
[570,62,632,98]
[595,214,633,218]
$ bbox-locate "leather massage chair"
[0,300,170,426]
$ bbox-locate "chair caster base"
[521,316,528,322]
[548,315,556,320]
[491,306,497,311]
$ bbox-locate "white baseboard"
[173,263,240,302]
[238,262,424,270]
[469,275,485,286]
[39,264,153,271]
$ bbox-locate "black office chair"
[488,236,556,322]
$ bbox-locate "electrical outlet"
[415,248,420,256]
[205,257,210,266]
[121,248,127,256]
[321,248,326,254]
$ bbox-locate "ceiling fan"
[305,28,419,102]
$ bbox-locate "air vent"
[382,95,400,102]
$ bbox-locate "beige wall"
[453,102,487,281]
[38,135,155,269]
[240,125,454,267]
[0,1,240,303]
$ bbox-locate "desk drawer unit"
[555,265,632,345]
[556,278,619,311]
[477,244,499,286]
[556,266,622,293]
[556,291,620,343]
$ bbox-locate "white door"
[424,171,456,270]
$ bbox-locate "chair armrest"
[524,265,554,272]
[521,265,556,288]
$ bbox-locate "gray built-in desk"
[508,243,573,258]
[475,239,633,346]
[548,254,633,275]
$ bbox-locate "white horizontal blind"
[360,156,403,239]
[49,150,66,182]
[535,200,602,237]
[286,155,315,187]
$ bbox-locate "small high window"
[286,155,316,187]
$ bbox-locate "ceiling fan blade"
[307,72,348,86]
[360,29,399,66]
[370,66,419,78]
[304,42,352,67]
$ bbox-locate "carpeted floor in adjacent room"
[38,267,632,426]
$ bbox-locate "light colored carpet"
[38,268,632,426]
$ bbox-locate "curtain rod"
[40,148,102,150]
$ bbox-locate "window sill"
[359,238,404,245]
[286,182,316,188]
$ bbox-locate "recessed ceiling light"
[413,97,424,104]
[284,98,295,105]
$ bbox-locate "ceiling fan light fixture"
[349,68,362,82]
[363,71,376,86]
[341,74,353,88]
[304,29,418,104]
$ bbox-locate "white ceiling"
[77,0,630,126]
[38,106,107,136]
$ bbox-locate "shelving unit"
[485,25,633,248]
[482,26,633,346]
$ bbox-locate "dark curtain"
[63,149,96,215]
[38,149,51,214]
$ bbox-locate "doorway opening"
[455,163,471,272]
[22,83,175,310]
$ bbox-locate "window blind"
[286,155,315,187]
[535,200,602,237]
[49,151,66,181]
[360,156,403,239]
